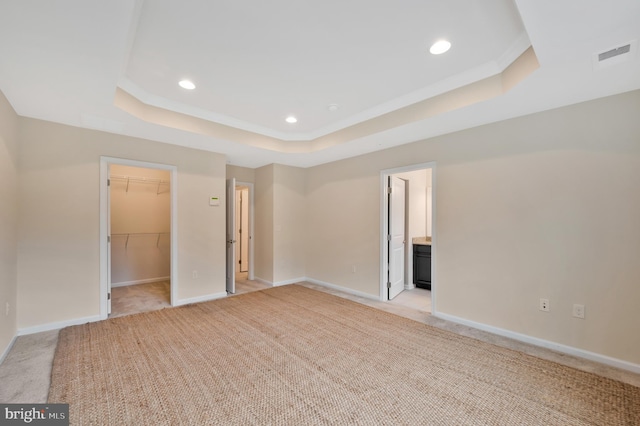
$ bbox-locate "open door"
[107,168,112,314]
[388,176,406,300]
[226,178,236,294]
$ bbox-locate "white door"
[226,178,236,294]
[107,168,112,314]
[388,176,406,300]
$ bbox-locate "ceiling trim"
[115,47,539,154]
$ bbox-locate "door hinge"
[387,282,391,289]
[107,292,111,300]
[107,235,111,243]
[107,178,111,186]
[387,235,391,241]
[387,186,392,194]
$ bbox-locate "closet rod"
[110,175,169,194]
[111,232,170,248]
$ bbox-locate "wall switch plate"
[539,298,550,312]
[5,302,9,316]
[192,270,198,279]
[573,304,585,319]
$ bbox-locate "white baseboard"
[14,290,226,336]
[0,334,18,365]
[253,276,379,302]
[17,315,103,336]
[254,277,273,286]
[111,276,170,288]
[253,277,306,287]
[174,292,227,306]
[305,278,380,301]
[433,311,640,375]
[273,277,306,287]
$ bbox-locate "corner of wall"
[0,89,19,362]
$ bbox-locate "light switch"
[209,197,220,206]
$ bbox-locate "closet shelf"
[110,175,169,194]
[111,232,170,248]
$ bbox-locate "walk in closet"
[109,164,171,290]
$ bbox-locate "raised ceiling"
[0,0,639,168]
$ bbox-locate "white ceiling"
[1,0,639,168]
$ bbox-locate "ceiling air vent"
[598,44,631,62]
[593,40,636,70]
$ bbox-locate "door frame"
[380,162,437,310]
[226,178,236,294]
[236,182,255,280]
[99,156,178,320]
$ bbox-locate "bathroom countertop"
[412,237,432,246]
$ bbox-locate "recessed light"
[285,116,298,123]
[328,104,339,112]
[178,79,196,90]
[430,40,451,55]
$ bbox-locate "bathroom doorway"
[381,162,435,313]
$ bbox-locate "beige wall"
[110,164,171,285]
[273,164,306,283]
[254,164,274,282]
[226,165,255,183]
[17,119,227,329]
[306,90,640,365]
[0,91,19,358]
[249,164,306,284]
[306,157,381,292]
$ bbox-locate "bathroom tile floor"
[390,287,431,313]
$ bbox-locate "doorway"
[381,163,435,312]
[235,185,250,275]
[232,182,258,293]
[99,157,178,320]
[388,176,406,300]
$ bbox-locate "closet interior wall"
[110,164,171,286]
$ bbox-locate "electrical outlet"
[192,270,198,279]
[539,298,550,312]
[573,304,585,319]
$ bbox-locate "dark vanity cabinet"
[413,244,431,290]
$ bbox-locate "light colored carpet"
[0,330,59,403]
[110,281,171,318]
[48,285,639,425]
